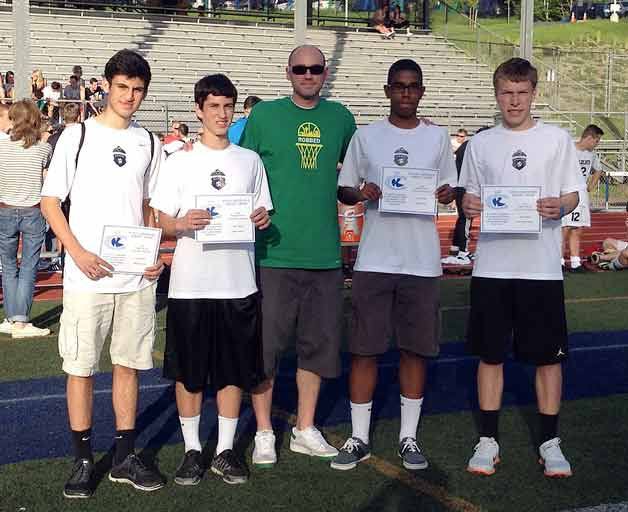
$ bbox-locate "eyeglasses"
[387,83,423,94]
[290,65,325,76]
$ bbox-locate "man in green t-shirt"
[240,45,356,467]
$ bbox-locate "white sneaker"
[467,437,500,476]
[456,251,472,265]
[252,430,277,467]
[441,255,459,265]
[0,319,12,335]
[539,437,572,478]
[11,323,51,339]
[290,426,338,459]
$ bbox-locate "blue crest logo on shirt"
[113,146,127,167]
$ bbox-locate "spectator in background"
[163,122,189,158]
[31,69,47,111]
[372,0,395,38]
[43,81,62,125]
[0,103,10,139]
[72,65,86,100]
[228,95,261,145]
[85,78,104,118]
[4,71,15,100]
[0,100,52,338]
[63,75,82,101]
[164,120,182,144]
[450,127,468,151]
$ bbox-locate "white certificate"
[379,167,439,215]
[194,194,255,244]
[99,225,162,275]
[481,185,542,234]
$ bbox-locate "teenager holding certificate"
[459,58,581,478]
[150,74,272,486]
[41,50,165,498]
[331,59,456,471]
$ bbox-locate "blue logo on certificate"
[385,176,406,190]
[487,195,509,209]
[109,236,126,249]
[207,207,220,218]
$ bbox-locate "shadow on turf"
[31,303,63,329]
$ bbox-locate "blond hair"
[32,69,46,90]
[9,100,42,149]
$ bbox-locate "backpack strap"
[145,128,155,176]
[74,122,86,170]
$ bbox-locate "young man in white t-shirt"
[41,50,166,499]
[150,74,272,486]
[331,59,456,471]
[460,58,581,478]
[561,124,604,272]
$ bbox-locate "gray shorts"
[258,267,343,378]
[350,271,440,357]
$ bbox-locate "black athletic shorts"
[163,294,266,393]
[467,277,568,366]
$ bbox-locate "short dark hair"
[194,74,237,108]
[72,65,83,75]
[387,59,423,86]
[178,122,189,136]
[581,124,604,139]
[104,49,152,91]
[89,77,98,84]
[51,81,61,90]
[493,58,538,89]
[243,95,262,110]
[69,75,79,82]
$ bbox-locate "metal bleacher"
[0,6,526,132]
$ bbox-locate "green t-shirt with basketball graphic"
[240,96,356,269]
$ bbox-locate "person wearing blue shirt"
[228,95,261,145]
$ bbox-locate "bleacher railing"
[12,0,430,30]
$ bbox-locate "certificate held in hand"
[379,167,439,215]
[481,185,542,234]
[99,225,162,275]
[194,194,255,244]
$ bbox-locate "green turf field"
[1,272,628,511]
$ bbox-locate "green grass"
[1,394,626,511]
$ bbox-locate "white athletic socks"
[570,256,581,269]
[179,415,202,453]
[350,401,373,445]
[216,415,238,455]
[399,395,424,442]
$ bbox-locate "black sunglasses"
[291,64,325,76]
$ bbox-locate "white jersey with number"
[150,142,273,299]
[459,121,581,280]
[338,119,457,277]
[42,118,161,293]
[561,148,600,228]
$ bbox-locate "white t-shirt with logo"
[338,119,457,277]
[150,142,273,299]
[42,118,161,293]
[459,122,581,280]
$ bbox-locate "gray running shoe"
[330,437,371,470]
[174,449,204,486]
[398,437,428,470]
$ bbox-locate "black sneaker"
[569,265,587,273]
[174,450,204,486]
[63,458,94,499]
[109,453,166,491]
[210,449,249,485]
